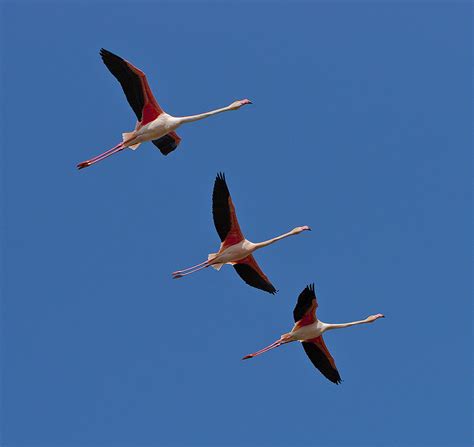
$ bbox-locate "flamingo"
[242,284,384,383]
[77,49,251,169]
[172,173,311,294]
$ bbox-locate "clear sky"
[1,1,471,446]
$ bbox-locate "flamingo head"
[367,314,385,323]
[229,99,253,110]
[293,225,312,234]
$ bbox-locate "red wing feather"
[302,336,341,384]
[222,195,244,249]
[297,302,317,327]
[100,49,164,125]
[233,255,276,294]
[125,61,163,126]
[212,173,245,247]
[293,284,318,327]
[311,336,337,370]
[125,61,164,125]
[152,131,182,156]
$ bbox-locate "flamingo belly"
[290,321,328,341]
[214,240,255,264]
[133,114,180,144]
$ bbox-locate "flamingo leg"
[77,144,124,169]
[172,263,210,279]
[172,260,211,275]
[87,142,123,163]
[77,142,125,169]
[242,339,285,360]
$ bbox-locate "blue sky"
[1,1,471,446]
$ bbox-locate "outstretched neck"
[325,315,384,331]
[177,105,233,124]
[253,229,298,250]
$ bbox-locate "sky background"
[1,1,471,446]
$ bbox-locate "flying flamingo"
[172,173,311,294]
[242,284,384,383]
[77,49,251,169]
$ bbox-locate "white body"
[289,320,329,341]
[128,114,180,147]
[213,239,257,265]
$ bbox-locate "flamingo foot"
[77,161,91,170]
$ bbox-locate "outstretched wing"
[100,48,164,125]
[212,173,245,247]
[302,336,341,384]
[152,131,181,156]
[233,255,276,294]
[293,283,318,326]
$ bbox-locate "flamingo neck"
[177,105,233,124]
[253,229,298,250]
[325,318,373,331]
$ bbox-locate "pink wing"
[233,255,277,295]
[302,336,341,384]
[212,173,245,249]
[293,283,318,327]
[100,48,164,125]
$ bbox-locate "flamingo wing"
[293,283,318,326]
[212,173,245,247]
[233,255,277,294]
[152,131,181,156]
[302,336,341,384]
[100,48,164,125]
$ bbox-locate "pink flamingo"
[77,49,251,169]
[172,173,311,294]
[243,284,385,383]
